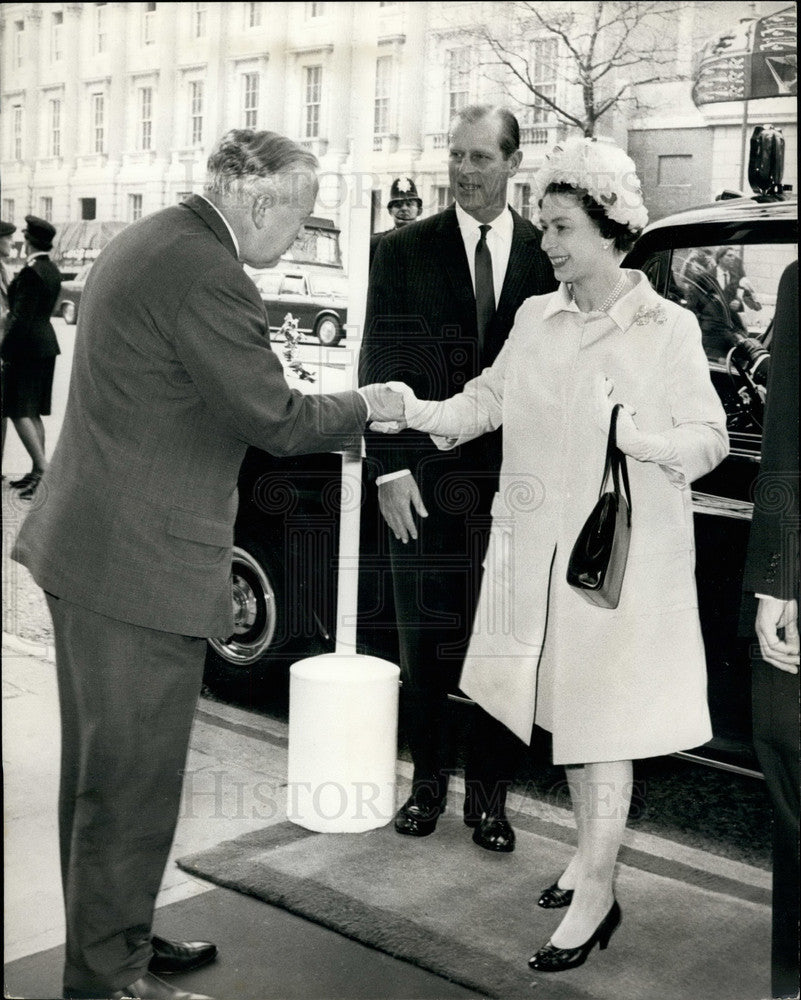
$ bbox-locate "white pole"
[335,1,379,653]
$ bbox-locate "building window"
[92,93,105,154]
[303,66,322,139]
[49,99,62,158]
[244,2,262,28]
[81,198,97,221]
[305,2,325,16]
[143,2,156,45]
[374,55,392,136]
[435,185,451,212]
[12,106,23,161]
[40,197,54,222]
[14,20,25,69]
[51,11,64,62]
[129,194,143,221]
[243,72,259,128]
[190,81,204,146]
[192,2,207,39]
[529,38,557,124]
[379,1,398,6]
[2,199,15,222]
[95,3,107,53]
[447,48,471,121]
[138,87,153,151]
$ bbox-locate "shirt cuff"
[376,469,411,486]
[355,387,371,420]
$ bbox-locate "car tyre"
[61,301,77,325]
[204,532,293,700]
[315,315,343,347]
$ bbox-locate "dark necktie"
[475,223,495,354]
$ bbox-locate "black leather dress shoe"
[149,936,218,975]
[63,972,214,999]
[472,815,516,853]
[394,792,446,838]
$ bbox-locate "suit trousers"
[752,657,800,1000]
[388,499,521,814]
[46,594,207,993]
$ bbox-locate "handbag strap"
[600,404,633,524]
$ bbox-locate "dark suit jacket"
[1,255,61,361]
[743,259,799,600]
[13,195,367,637]
[359,204,556,485]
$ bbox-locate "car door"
[632,231,797,770]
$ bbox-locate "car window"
[307,273,348,297]
[279,274,307,296]
[255,271,282,296]
[669,243,796,364]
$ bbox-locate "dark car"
[53,262,93,325]
[253,264,348,347]
[204,177,797,778]
[623,192,797,776]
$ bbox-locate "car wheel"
[204,534,287,699]
[315,315,343,347]
[61,301,77,325]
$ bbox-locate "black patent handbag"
[566,404,632,609]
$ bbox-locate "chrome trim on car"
[691,491,754,520]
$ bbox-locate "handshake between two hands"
[360,382,416,432]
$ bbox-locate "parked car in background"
[247,216,348,347]
[253,264,348,346]
[53,262,93,324]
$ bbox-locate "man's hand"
[361,384,406,426]
[378,474,428,543]
[755,596,799,673]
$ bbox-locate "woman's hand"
[596,375,639,453]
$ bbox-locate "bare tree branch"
[469,0,686,136]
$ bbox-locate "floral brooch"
[633,304,668,326]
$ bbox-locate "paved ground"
[3,629,778,999]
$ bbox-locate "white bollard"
[286,653,400,833]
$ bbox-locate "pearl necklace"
[597,273,628,313]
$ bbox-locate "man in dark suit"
[743,258,799,1000]
[1,215,62,498]
[13,129,402,1000]
[369,176,422,268]
[359,105,556,852]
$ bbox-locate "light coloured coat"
[418,271,729,764]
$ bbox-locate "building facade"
[1,1,796,266]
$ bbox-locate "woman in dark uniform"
[2,215,62,499]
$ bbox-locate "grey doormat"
[177,812,771,1000]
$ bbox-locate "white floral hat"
[532,136,649,234]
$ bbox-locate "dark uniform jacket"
[1,255,62,361]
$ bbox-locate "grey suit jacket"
[13,195,367,636]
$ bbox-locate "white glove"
[385,381,449,433]
[597,375,679,466]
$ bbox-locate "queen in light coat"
[381,136,729,974]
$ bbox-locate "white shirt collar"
[542,270,658,331]
[26,251,49,264]
[454,201,513,242]
[196,194,240,259]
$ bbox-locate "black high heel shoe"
[528,899,621,972]
[537,877,574,909]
